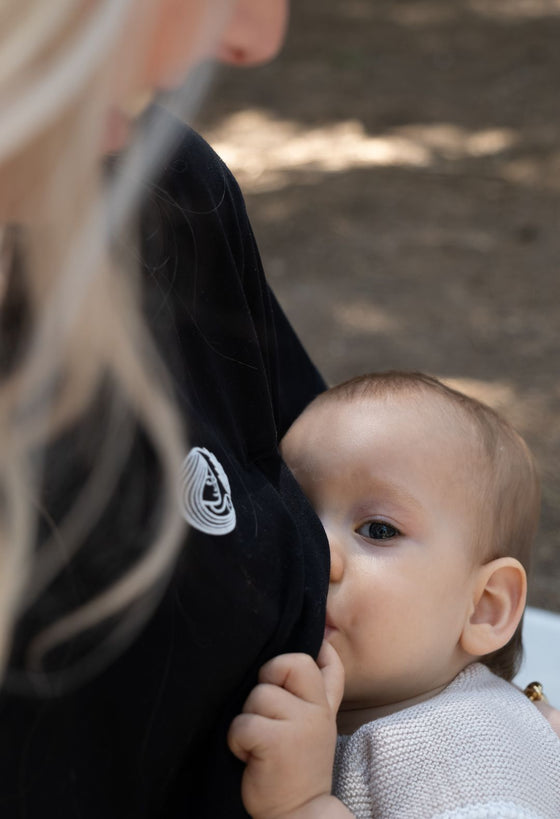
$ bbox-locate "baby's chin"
[337,679,452,734]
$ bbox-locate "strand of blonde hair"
[0,0,204,683]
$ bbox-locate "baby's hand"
[228,641,350,819]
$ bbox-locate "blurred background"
[197,0,560,613]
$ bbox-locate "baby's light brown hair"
[314,371,541,681]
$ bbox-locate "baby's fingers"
[258,652,326,705]
[317,640,345,714]
[241,681,297,720]
[227,712,277,764]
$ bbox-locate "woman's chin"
[102,108,132,154]
[102,91,157,154]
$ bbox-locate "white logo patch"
[179,447,236,535]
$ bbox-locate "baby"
[228,371,560,819]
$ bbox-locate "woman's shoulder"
[147,110,244,218]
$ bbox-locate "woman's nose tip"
[217,0,289,68]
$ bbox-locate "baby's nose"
[326,528,345,584]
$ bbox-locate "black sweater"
[0,124,329,818]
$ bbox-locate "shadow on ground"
[196,0,560,611]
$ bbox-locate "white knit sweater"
[333,663,560,818]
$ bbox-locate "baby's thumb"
[316,640,345,713]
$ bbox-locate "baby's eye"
[357,521,400,541]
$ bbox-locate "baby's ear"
[460,557,526,658]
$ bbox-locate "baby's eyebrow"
[362,480,424,514]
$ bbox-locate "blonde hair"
[0,1,219,686]
[319,371,541,681]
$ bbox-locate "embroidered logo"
[179,447,236,535]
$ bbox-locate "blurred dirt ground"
[197,0,560,612]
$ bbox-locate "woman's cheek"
[138,0,225,89]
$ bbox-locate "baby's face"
[281,391,483,710]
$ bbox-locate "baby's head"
[282,371,540,707]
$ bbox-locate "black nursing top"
[0,124,329,817]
